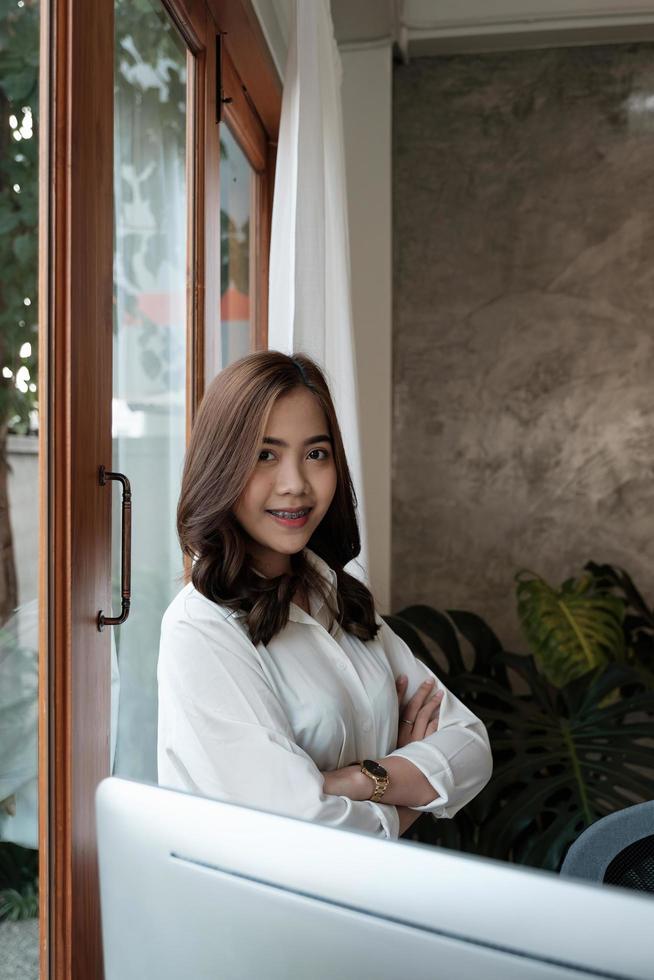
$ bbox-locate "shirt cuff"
[367,800,400,839]
[390,729,492,817]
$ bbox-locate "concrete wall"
[392,43,654,647]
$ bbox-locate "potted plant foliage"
[385,562,654,871]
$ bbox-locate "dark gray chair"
[560,801,654,893]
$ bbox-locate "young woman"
[157,351,492,840]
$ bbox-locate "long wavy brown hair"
[177,350,380,647]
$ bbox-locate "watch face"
[363,759,387,778]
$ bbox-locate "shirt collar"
[303,547,336,589]
[294,548,337,623]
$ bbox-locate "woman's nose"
[276,458,308,493]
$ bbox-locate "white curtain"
[268,0,369,583]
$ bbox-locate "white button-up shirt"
[157,548,492,840]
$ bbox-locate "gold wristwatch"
[360,759,390,803]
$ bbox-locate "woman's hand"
[395,676,443,749]
[320,676,445,803]
[321,764,369,801]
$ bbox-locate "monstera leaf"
[385,605,654,872]
[515,571,625,687]
[460,659,654,870]
[586,561,654,690]
[385,605,507,686]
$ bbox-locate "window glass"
[111,0,188,782]
[0,0,40,972]
[219,125,254,371]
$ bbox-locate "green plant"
[585,561,654,689]
[385,565,654,872]
[0,0,39,435]
[0,842,38,921]
[0,0,39,624]
[516,570,625,687]
[0,881,38,921]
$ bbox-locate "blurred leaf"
[391,592,654,872]
[0,0,40,434]
[585,561,654,689]
[516,570,625,687]
[1,69,36,101]
[0,210,20,234]
[386,605,465,675]
[0,882,38,921]
[0,842,38,921]
[463,661,654,869]
[12,232,32,265]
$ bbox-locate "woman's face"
[233,387,338,577]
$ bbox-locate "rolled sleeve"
[368,799,400,839]
[377,616,493,817]
[157,603,400,840]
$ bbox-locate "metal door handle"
[98,466,132,631]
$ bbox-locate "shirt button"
[361,721,372,733]
[337,660,347,671]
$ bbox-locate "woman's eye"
[258,448,330,462]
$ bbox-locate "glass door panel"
[217,125,255,374]
[0,0,41,973]
[111,0,189,782]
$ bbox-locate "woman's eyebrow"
[262,434,333,447]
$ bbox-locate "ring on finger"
[401,718,415,728]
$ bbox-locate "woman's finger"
[426,695,442,735]
[413,691,444,738]
[416,691,443,720]
[403,678,436,717]
[425,717,439,736]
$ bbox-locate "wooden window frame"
[200,1,280,403]
[40,1,280,978]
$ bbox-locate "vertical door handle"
[97,466,132,631]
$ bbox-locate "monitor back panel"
[97,779,654,980]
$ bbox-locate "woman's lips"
[266,509,312,529]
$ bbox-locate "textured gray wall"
[392,44,654,649]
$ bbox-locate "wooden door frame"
[40,1,280,977]
[40,0,115,976]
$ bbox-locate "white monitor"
[96,777,653,980]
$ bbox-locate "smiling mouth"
[266,507,313,527]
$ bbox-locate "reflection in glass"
[0,0,40,970]
[219,126,253,371]
[112,0,187,782]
